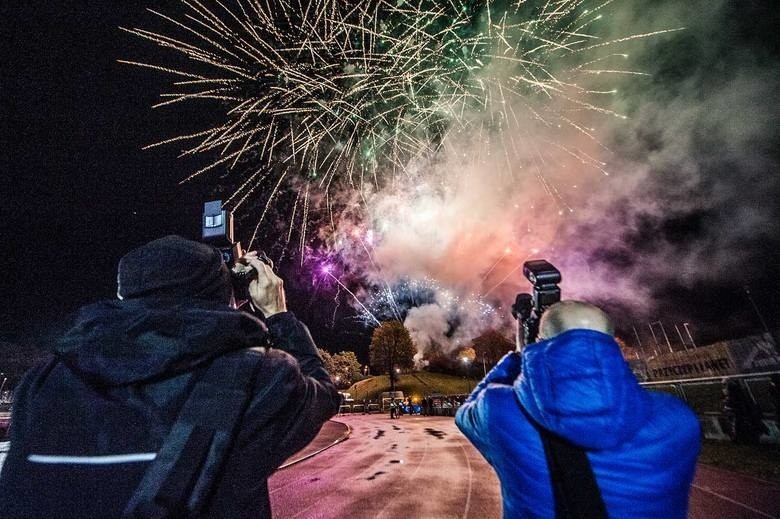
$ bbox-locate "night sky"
[2,1,779,361]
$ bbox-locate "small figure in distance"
[0,235,340,518]
[456,300,701,519]
[721,378,768,445]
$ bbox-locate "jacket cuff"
[265,311,319,355]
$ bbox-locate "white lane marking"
[692,483,776,518]
[27,453,156,465]
[698,464,779,486]
[457,438,474,519]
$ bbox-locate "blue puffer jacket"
[456,329,700,518]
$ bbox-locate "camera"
[511,259,561,345]
[201,200,271,304]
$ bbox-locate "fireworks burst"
[122,0,679,247]
[124,0,682,341]
[362,276,498,327]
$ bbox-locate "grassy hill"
[346,371,477,401]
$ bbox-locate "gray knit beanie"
[117,235,232,303]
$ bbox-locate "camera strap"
[123,350,264,519]
[521,405,607,519]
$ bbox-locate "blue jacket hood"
[515,329,650,449]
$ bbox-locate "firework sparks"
[124,0,681,338]
[318,262,382,325]
[123,0,674,235]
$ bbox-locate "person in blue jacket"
[456,300,700,518]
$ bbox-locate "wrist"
[262,307,286,317]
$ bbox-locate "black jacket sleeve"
[265,311,332,381]
[235,312,340,471]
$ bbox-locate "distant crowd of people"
[386,395,468,418]
[342,395,470,418]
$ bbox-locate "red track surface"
[270,414,780,518]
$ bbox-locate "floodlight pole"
[674,324,689,351]
[744,286,771,335]
[650,321,673,353]
[683,322,696,348]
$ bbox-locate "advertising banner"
[645,342,735,381]
[642,333,778,382]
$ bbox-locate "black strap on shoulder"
[520,405,607,519]
[123,350,264,519]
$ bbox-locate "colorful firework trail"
[123,0,677,240]
[124,0,681,348]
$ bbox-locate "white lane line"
[692,483,776,518]
[698,464,780,486]
[457,438,474,519]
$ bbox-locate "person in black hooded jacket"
[0,235,341,518]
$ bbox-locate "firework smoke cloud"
[126,0,779,352]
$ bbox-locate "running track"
[269,414,780,518]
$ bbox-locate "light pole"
[674,324,689,352]
[744,285,771,335]
[649,321,673,353]
[683,322,696,348]
[461,357,472,393]
[632,325,650,358]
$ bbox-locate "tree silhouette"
[471,329,514,371]
[369,321,416,392]
[331,351,362,386]
[317,348,363,387]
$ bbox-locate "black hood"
[53,298,268,386]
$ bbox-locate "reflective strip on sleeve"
[27,452,157,464]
